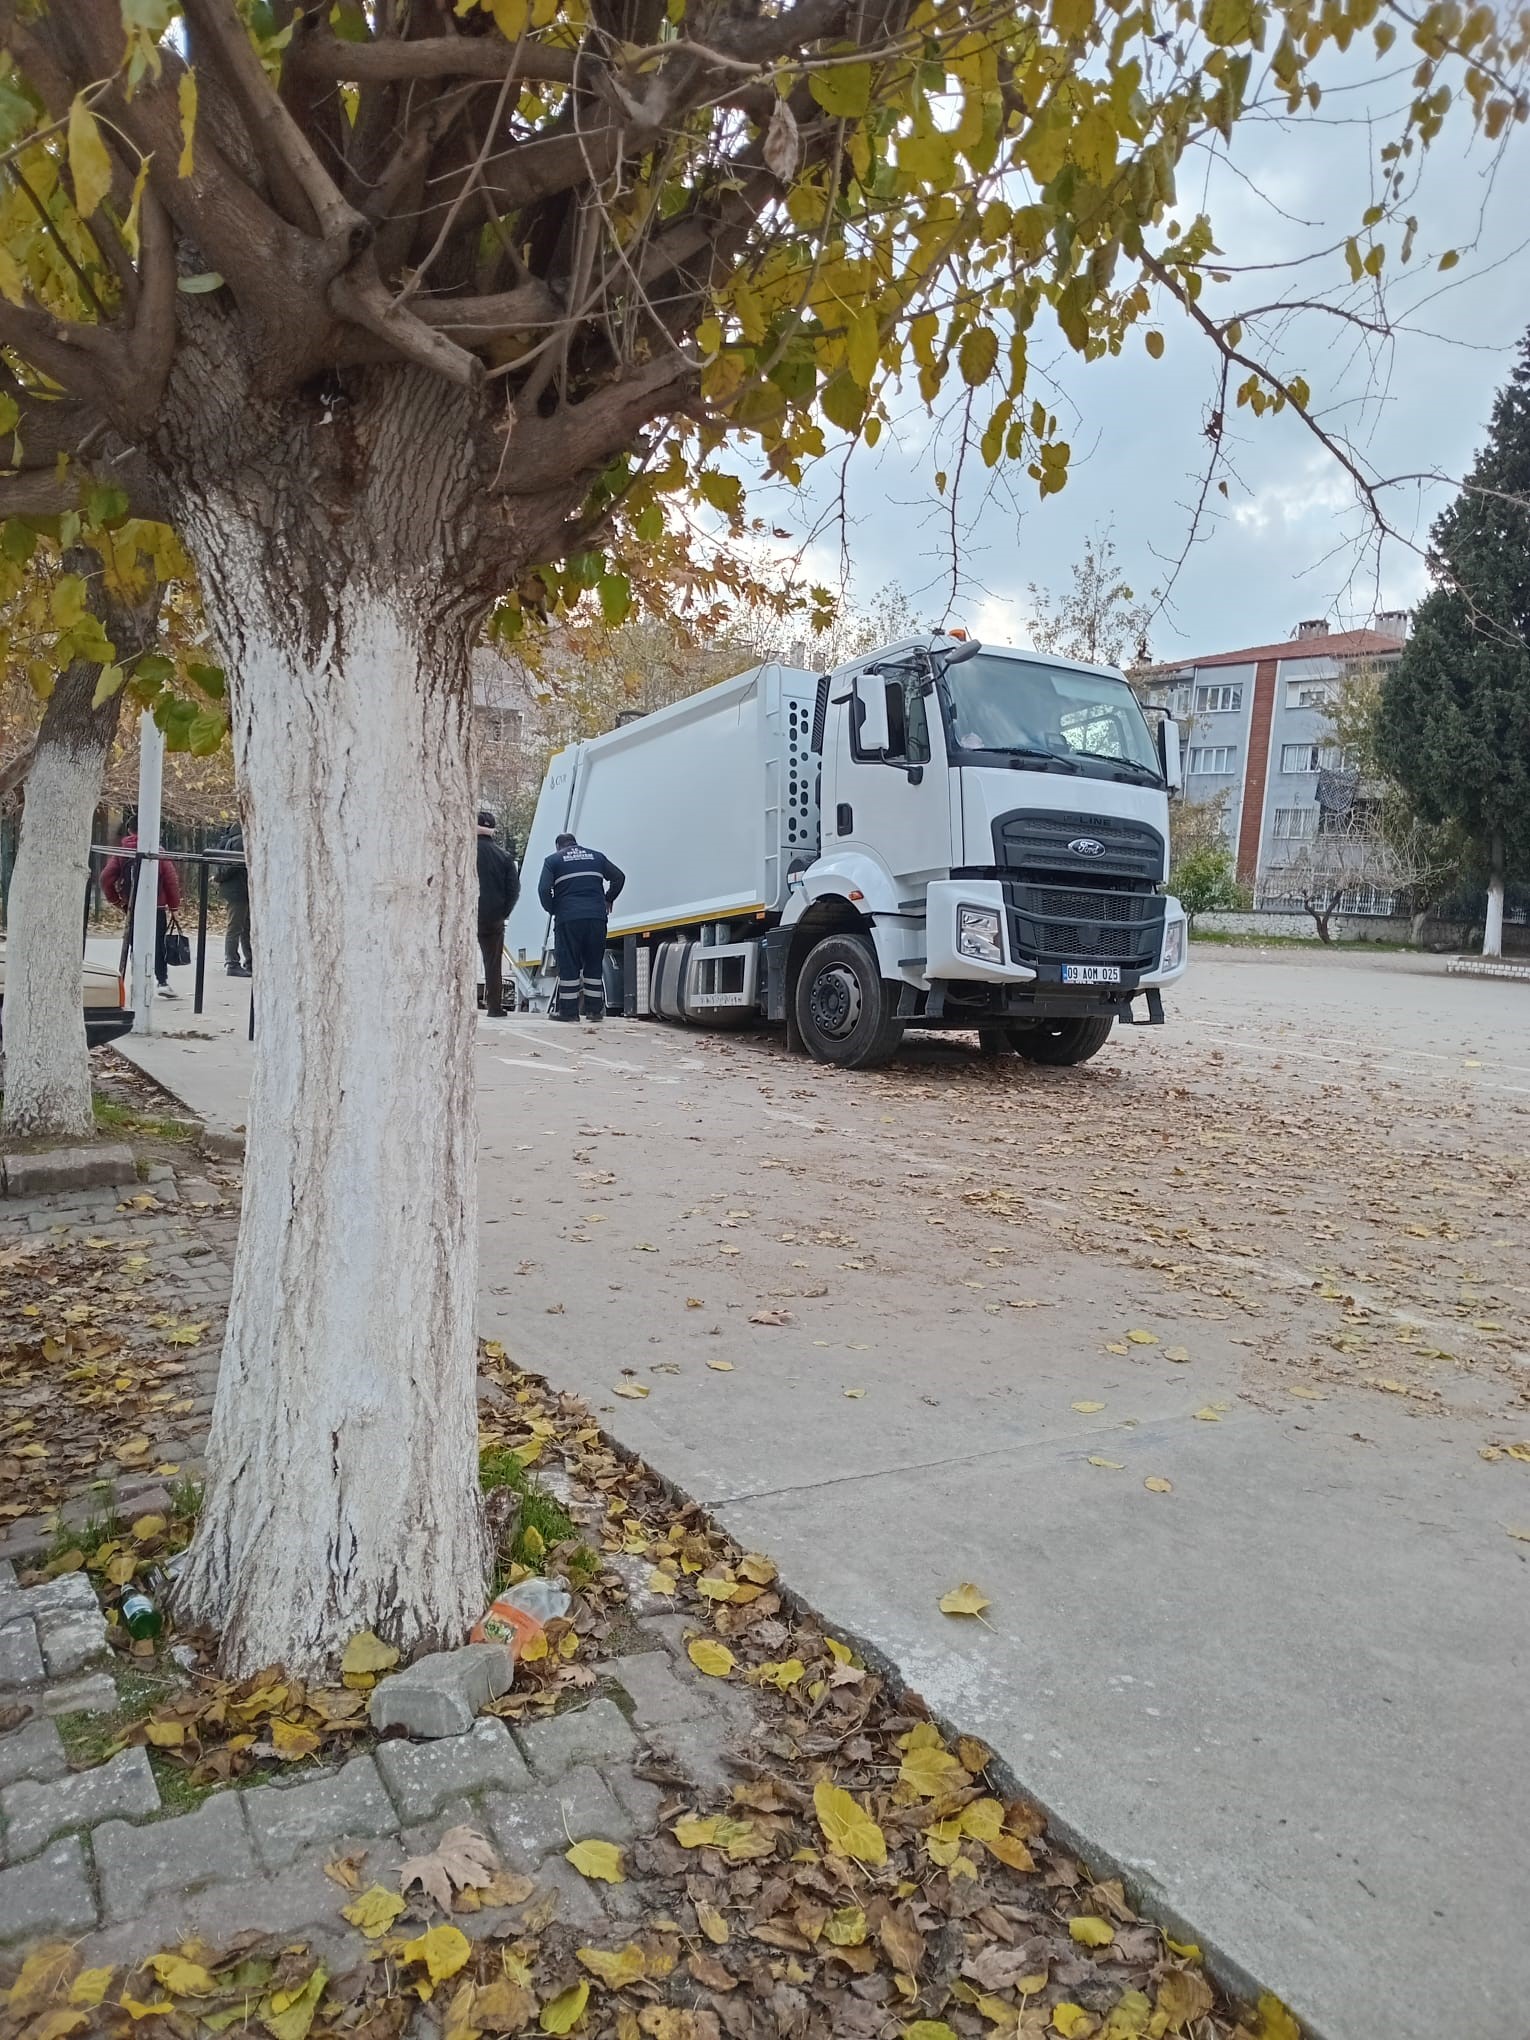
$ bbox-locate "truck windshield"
[941,653,1161,780]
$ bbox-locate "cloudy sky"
[746,54,1528,665]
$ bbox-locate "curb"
[1446,956,1530,983]
[0,1143,138,1199]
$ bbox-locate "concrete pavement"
[119,947,1530,2040]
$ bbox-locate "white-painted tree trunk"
[1484,830,1505,958]
[175,539,488,1675]
[1,729,106,1142]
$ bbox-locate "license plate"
[1062,964,1120,985]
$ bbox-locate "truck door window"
[884,674,931,767]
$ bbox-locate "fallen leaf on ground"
[1051,2006,1098,2037]
[1192,1406,1222,1422]
[577,1944,646,1987]
[341,1885,406,1938]
[68,1970,114,2009]
[687,1637,735,1677]
[1088,1456,1125,1469]
[939,1582,990,1617]
[539,1981,589,2034]
[748,1309,792,1326]
[146,1956,217,1997]
[1144,1476,1173,1493]
[613,1382,650,1399]
[696,1900,730,1944]
[1164,1346,1190,1363]
[339,1630,398,1685]
[1126,1329,1159,1345]
[400,1826,499,1912]
[1155,1967,1214,2029]
[843,1387,866,1398]
[400,1925,471,1985]
[814,1779,887,1864]
[706,1360,733,1371]
[1068,1916,1114,1947]
[260,1964,327,2040]
[566,1837,626,1883]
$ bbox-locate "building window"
[1195,684,1243,713]
[1272,808,1315,840]
[1187,744,1237,775]
[1287,680,1336,709]
[1280,742,1354,773]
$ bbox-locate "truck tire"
[1011,1016,1115,1066]
[794,934,905,1069]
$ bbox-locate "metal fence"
[86,843,253,1037]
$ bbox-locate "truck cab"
[508,635,1187,1069]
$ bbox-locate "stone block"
[20,1573,100,1620]
[375,1716,529,1822]
[605,1652,712,1733]
[0,1714,68,1789]
[369,1644,514,1741]
[35,1671,119,1717]
[640,1715,740,1796]
[244,1755,397,1871]
[95,1790,258,1922]
[483,1765,633,1867]
[39,1605,110,1679]
[514,1698,636,1782]
[0,1561,15,1588]
[0,1746,159,1864]
[0,1618,44,1693]
[510,1855,606,1931]
[603,1766,664,1834]
[1,1144,137,1198]
[0,1836,97,1944]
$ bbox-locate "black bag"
[164,919,191,969]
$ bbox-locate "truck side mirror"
[853,671,890,755]
[1158,715,1183,795]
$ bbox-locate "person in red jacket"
[101,831,182,997]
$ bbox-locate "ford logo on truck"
[1067,836,1106,857]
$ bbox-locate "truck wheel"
[794,934,905,1069]
[1011,1016,1115,1066]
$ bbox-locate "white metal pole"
[131,711,164,1034]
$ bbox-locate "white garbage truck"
[506,636,1188,1067]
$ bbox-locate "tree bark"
[1483,829,1505,958]
[169,368,498,1676]
[1,571,152,1143]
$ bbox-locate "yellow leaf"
[1088,1457,1125,1469]
[813,1779,887,1865]
[1254,1996,1302,2040]
[938,1581,990,1617]
[400,1925,472,1984]
[737,1552,777,1584]
[983,1831,1037,1871]
[147,1956,217,1997]
[342,1885,407,1939]
[1068,1915,1115,1948]
[566,1838,626,1884]
[25,2013,85,2040]
[118,1435,151,1460]
[1052,2008,1099,2038]
[902,2026,958,2040]
[118,1997,175,2022]
[106,1553,138,1587]
[706,1359,733,1371]
[825,1904,867,1946]
[143,1718,185,1747]
[273,1717,322,1759]
[68,95,113,219]
[1155,1967,1214,2030]
[958,1797,1004,1841]
[539,1981,590,2034]
[1163,1936,1203,1962]
[825,1636,853,1664]
[130,1514,166,1540]
[577,1944,647,1987]
[613,1382,649,1398]
[1145,329,1166,359]
[7,1946,78,2015]
[696,1576,738,1601]
[898,1743,965,1797]
[1192,1407,1222,1423]
[69,1970,115,2009]
[178,68,198,177]
[1125,1329,1158,1345]
[756,1657,806,1690]
[686,1637,735,1677]
[1071,1400,1105,1414]
[1144,1476,1173,1494]
[340,1630,399,1685]
[697,1900,730,1944]
[646,1569,677,1595]
[260,1966,327,2040]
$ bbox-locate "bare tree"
[1027,529,1156,668]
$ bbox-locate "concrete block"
[38,1604,110,1679]
[603,1765,664,1834]
[606,1651,713,1732]
[1,1144,137,1197]
[244,1755,397,1871]
[0,1618,44,1693]
[0,1746,159,1863]
[483,1765,633,1866]
[34,1671,119,1717]
[514,1698,636,1782]
[375,1716,529,1821]
[0,1714,68,1789]
[95,1790,258,1922]
[0,1836,97,1944]
[369,1644,514,1740]
[640,1716,740,1796]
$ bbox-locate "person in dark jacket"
[537,831,623,1021]
[101,830,181,997]
[476,807,520,1018]
[217,823,252,977]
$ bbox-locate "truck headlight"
[1160,917,1185,973]
[957,905,1003,965]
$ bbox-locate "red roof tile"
[1140,628,1405,675]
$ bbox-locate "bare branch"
[498,353,698,494]
[291,26,577,88]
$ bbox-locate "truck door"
[840,666,952,891]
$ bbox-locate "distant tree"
[1026,530,1156,669]
[1171,843,1244,929]
[1169,790,1233,872]
[1376,333,1530,957]
[1260,817,1451,943]
[1325,659,1462,935]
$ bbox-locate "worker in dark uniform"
[476,807,520,1018]
[538,830,624,1022]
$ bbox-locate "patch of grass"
[168,1475,205,1525]
[147,1751,216,1817]
[1190,930,1417,952]
[92,1096,200,1141]
[479,1445,594,1585]
[46,1484,121,1567]
[54,1665,177,1768]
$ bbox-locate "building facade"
[1136,616,1408,899]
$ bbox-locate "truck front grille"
[1006,881,1164,971]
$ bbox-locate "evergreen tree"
[1377,333,1530,955]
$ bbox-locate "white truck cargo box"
[508,661,818,963]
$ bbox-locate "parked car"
[0,950,135,1049]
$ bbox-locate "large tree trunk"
[1,573,150,1143]
[1483,829,1505,958]
[171,369,497,1676]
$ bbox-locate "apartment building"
[1136,615,1408,894]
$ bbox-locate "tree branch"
[292,25,577,88]
[499,352,697,493]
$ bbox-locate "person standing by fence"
[101,830,182,998]
[475,807,519,1018]
[217,823,252,977]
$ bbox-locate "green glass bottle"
[121,1590,162,1641]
